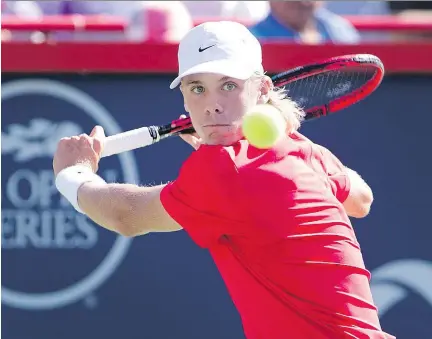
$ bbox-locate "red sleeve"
[160,146,246,249]
[314,144,351,203]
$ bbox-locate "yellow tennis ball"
[242,104,286,149]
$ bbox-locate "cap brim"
[169,59,259,89]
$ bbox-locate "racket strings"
[283,66,378,110]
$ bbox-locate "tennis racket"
[101,54,384,158]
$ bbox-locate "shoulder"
[232,137,313,192]
[316,8,361,43]
[248,19,266,37]
[179,136,313,186]
[316,7,353,26]
[248,14,288,38]
[181,144,239,176]
[174,145,240,196]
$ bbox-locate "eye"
[191,86,204,94]
[222,82,237,91]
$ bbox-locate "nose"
[205,102,224,115]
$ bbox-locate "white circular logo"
[371,259,432,317]
[1,79,139,310]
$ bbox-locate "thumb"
[90,125,105,139]
[90,125,105,155]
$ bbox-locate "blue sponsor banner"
[2,74,432,339]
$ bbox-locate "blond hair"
[253,74,306,134]
[267,86,306,133]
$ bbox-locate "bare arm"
[78,182,182,237]
[52,126,182,237]
[307,139,373,219]
[343,168,373,218]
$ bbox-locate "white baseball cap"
[169,21,264,89]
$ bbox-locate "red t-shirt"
[160,132,395,339]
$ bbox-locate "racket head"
[271,54,384,119]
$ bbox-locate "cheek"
[184,97,206,123]
[239,87,259,108]
[184,95,202,113]
[224,96,252,121]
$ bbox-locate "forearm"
[344,167,373,218]
[345,167,373,199]
[78,182,165,236]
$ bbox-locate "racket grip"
[101,126,159,158]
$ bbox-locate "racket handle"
[100,117,195,158]
[101,126,160,158]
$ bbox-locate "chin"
[202,125,242,146]
[206,134,242,146]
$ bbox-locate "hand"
[178,114,202,150]
[53,125,105,176]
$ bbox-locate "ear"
[257,76,272,104]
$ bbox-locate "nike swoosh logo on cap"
[198,44,216,52]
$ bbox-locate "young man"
[53,21,394,339]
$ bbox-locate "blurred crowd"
[2,0,432,43]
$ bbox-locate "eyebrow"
[185,76,232,85]
[219,76,231,82]
[185,80,202,85]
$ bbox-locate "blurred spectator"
[325,1,390,16]
[182,1,269,24]
[34,0,192,42]
[2,0,42,18]
[325,1,390,42]
[249,1,360,44]
[128,1,193,42]
[2,1,43,41]
[36,0,147,17]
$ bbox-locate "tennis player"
[54,21,395,339]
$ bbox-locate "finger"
[179,130,199,138]
[180,132,199,141]
[90,125,105,139]
[179,133,194,143]
[180,133,201,150]
[191,137,202,150]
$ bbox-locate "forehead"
[182,73,243,85]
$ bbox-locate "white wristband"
[55,165,106,214]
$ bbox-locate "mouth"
[203,124,231,128]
